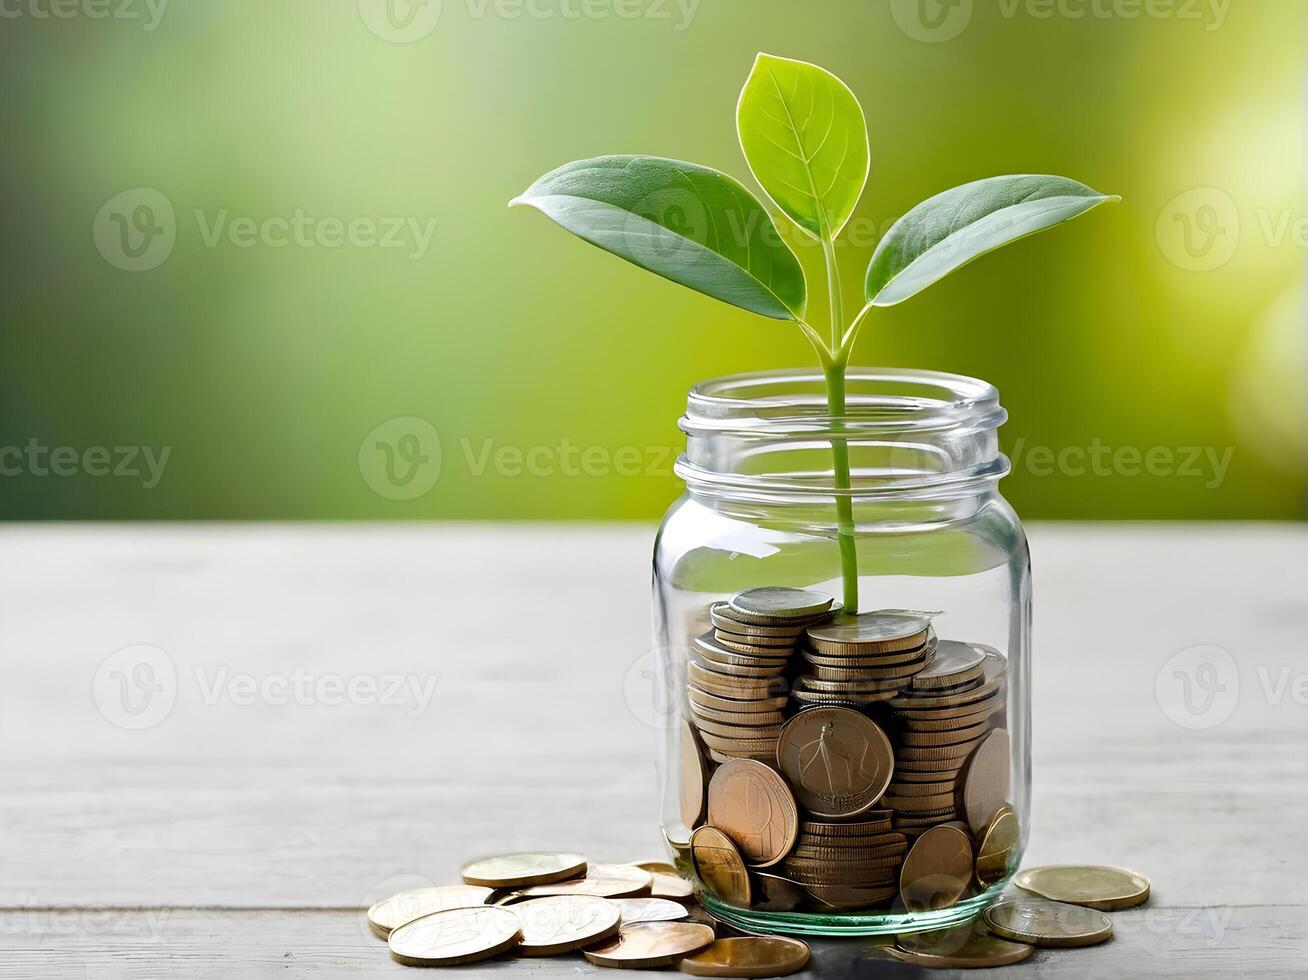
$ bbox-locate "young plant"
[511,53,1117,612]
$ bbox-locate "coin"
[1013,865,1151,911]
[706,759,799,868]
[710,604,808,638]
[688,662,787,697]
[974,806,1019,888]
[700,733,782,755]
[807,611,932,655]
[883,790,956,811]
[690,826,751,907]
[696,645,790,671]
[898,823,973,912]
[677,936,811,978]
[799,815,893,835]
[889,650,1006,707]
[692,717,784,741]
[886,779,953,797]
[691,704,787,726]
[751,873,805,912]
[961,729,1010,834]
[801,641,932,669]
[910,640,986,690]
[692,653,788,680]
[791,687,896,707]
[983,898,1113,948]
[713,630,798,651]
[367,885,495,940]
[462,853,587,889]
[898,719,995,747]
[511,895,622,956]
[612,897,692,924]
[387,905,522,967]
[803,884,898,909]
[728,588,834,622]
[708,749,776,765]
[776,707,894,818]
[896,738,985,763]
[689,686,790,714]
[584,921,717,968]
[682,723,707,830]
[894,922,1034,968]
[517,864,652,899]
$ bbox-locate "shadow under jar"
[652,368,1031,937]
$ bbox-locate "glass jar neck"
[675,368,1010,513]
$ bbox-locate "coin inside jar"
[775,707,894,818]
[706,759,799,868]
[898,822,973,912]
[974,804,1019,888]
[983,898,1114,948]
[677,936,811,977]
[584,921,717,968]
[690,826,752,907]
[727,587,834,622]
[387,905,523,967]
[681,723,708,830]
[961,729,1011,833]
[1013,865,1151,910]
[461,852,587,889]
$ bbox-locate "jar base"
[700,876,1011,938]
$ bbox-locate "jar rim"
[681,367,1006,437]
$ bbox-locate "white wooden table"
[1,524,1304,978]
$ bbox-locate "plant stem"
[819,234,859,613]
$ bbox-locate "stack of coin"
[779,816,908,910]
[687,588,837,764]
[794,611,936,708]
[884,642,1008,834]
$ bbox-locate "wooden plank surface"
[0,523,1304,977]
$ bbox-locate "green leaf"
[736,53,869,241]
[866,174,1118,306]
[510,155,805,320]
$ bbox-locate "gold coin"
[681,723,707,830]
[688,662,787,696]
[895,922,1034,968]
[611,897,692,924]
[689,686,790,714]
[713,629,797,651]
[677,936,810,978]
[896,738,985,763]
[1013,865,1150,911]
[511,895,621,956]
[691,652,788,680]
[800,639,933,669]
[698,629,792,658]
[799,816,894,836]
[387,905,522,967]
[788,843,906,863]
[696,644,790,671]
[516,864,652,899]
[806,611,932,655]
[898,823,973,912]
[910,640,987,690]
[708,748,775,765]
[891,692,1004,721]
[795,675,903,693]
[961,729,1011,834]
[810,664,923,684]
[776,707,894,818]
[883,791,956,811]
[699,733,780,755]
[691,717,784,741]
[706,759,800,869]
[691,703,787,727]
[974,805,1019,888]
[584,921,717,968]
[886,779,954,797]
[897,719,994,747]
[690,826,752,907]
[728,588,834,622]
[710,603,808,638]
[751,874,805,912]
[889,650,1006,708]
[791,687,897,707]
[367,885,494,939]
[983,898,1113,948]
[462,853,587,889]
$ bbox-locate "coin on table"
[706,759,799,868]
[776,706,894,818]
[1013,865,1150,911]
[898,822,973,912]
[387,904,522,966]
[612,897,692,924]
[974,804,1019,888]
[960,729,1011,834]
[367,884,494,940]
[461,852,587,889]
[510,895,621,956]
[678,935,811,977]
[806,611,932,655]
[690,826,752,907]
[910,640,986,689]
[516,864,652,899]
[584,921,717,968]
[983,898,1113,948]
[751,873,805,912]
[728,588,834,623]
[895,922,1034,968]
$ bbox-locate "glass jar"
[652,367,1030,937]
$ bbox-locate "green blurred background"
[0,0,1303,520]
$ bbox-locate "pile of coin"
[365,850,812,974]
[681,593,1021,916]
[687,589,838,765]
